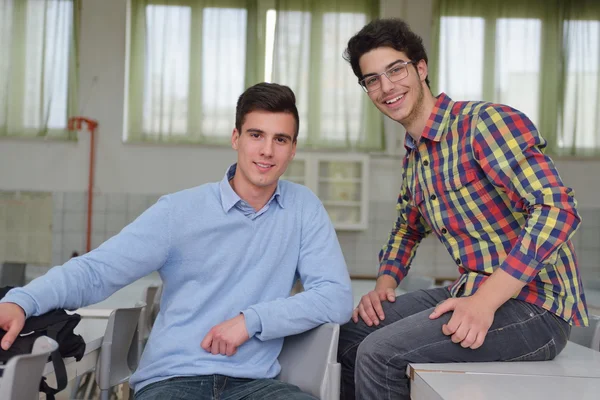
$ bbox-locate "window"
[319,12,367,144]
[434,0,600,156]
[0,0,77,139]
[560,20,600,151]
[127,0,381,150]
[129,2,247,144]
[267,4,380,150]
[437,16,541,126]
[438,17,484,101]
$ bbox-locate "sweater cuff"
[0,291,37,318]
[241,308,262,338]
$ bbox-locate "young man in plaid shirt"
[338,18,589,400]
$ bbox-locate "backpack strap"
[39,377,57,400]
[39,321,69,399]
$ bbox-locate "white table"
[410,370,600,400]
[407,341,600,379]
[408,341,600,400]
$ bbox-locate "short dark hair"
[235,82,300,141]
[343,18,430,87]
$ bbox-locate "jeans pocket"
[506,338,557,362]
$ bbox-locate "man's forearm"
[473,268,528,311]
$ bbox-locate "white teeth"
[256,163,272,168]
[385,94,404,104]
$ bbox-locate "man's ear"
[417,59,428,83]
[231,128,240,150]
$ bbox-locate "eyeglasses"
[359,60,416,93]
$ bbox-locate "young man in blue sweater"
[0,83,354,399]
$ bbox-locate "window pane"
[24,0,72,130]
[495,18,541,125]
[264,9,276,82]
[560,20,599,150]
[201,7,247,138]
[144,5,191,136]
[272,11,311,140]
[438,17,484,101]
[320,12,366,143]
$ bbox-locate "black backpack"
[0,286,86,400]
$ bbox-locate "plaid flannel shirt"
[379,93,588,326]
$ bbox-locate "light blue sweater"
[1,165,353,392]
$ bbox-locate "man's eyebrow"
[362,59,406,78]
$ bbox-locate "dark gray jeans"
[338,287,571,400]
[135,375,318,400]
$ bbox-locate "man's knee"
[355,334,390,370]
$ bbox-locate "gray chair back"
[95,306,143,400]
[278,323,340,400]
[0,336,58,400]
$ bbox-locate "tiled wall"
[24,192,600,288]
[50,192,162,268]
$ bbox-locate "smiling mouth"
[384,94,405,105]
[254,162,274,170]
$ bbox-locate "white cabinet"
[283,153,369,230]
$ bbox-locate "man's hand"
[352,287,396,326]
[201,314,250,356]
[429,296,496,349]
[0,303,26,350]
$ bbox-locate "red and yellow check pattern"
[379,93,588,326]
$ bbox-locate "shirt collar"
[404,92,454,151]
[219,163,284,213]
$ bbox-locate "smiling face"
[359,47,429,129]
[231,110,297,199]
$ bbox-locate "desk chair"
[137,285,161,358]
[95,306,143,400]
[0,336,58,400]
[0,262,26,287]
[569,314,600,351]
[278,323,341,400]
[71,306,143,400]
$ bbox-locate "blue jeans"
[134,375,318,400]
[338,287,571,400]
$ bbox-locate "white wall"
[0,0,599,205]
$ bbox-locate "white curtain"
[128,0,249,144]
[271,0,382,150]
[560,18,600,154]
[128,0,383,151]
[436,11,541,127]
[433,0,600,156]
[0,0,77,139]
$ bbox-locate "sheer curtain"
[127,0,382,151]
[432,0,600,156]
[0,0,78,139]
[269,0,382,150]
[128,0,249,144]
[559,0,600,156]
